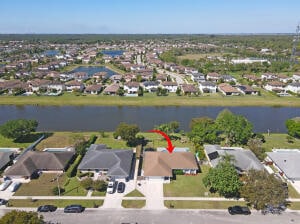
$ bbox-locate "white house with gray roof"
[266,149,300,181]
[204,145,264,173]
[78,144,133,180]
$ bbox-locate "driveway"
[139,180,165,209]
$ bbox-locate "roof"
[5,151,74,177]
[0,152,14,170]
[85,84,102,92]
[181,84,198,93]
[218,83,240,93]
[103,84,120,93]
[200,81,216,87]
[267,150,300,180]
[143,152,198,177]
[204,145,264,173]
[125,82,140,88]
[78,144,133,177]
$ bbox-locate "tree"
[188,117,219,145]
[80,177,93,190]
[176,87,182,96]
[241,170,288,210]
[216,109,253,145]
[203,160,241,197]
[138,86,144,96]
[113,122,140,146]
[155,121,180,134]
[286,118,300,138]
[0,119,38,140]
[0,210,44,224]
[93,180,107,191]
[247,138,265,161]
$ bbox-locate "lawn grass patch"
[0,134,37,148]
[262,133,300,151]
[124,189,145,197]
[8,199,103,208]
[122,200,145,208]
[289,202,300,210]
[95,132,128,149]
[164,200,247,209]
[14,174,86,196]
[91,190,106,196]
[164,165,219,197]
[288,183,300,198]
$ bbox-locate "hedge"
[66,154,82,178]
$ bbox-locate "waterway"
[0,106,298,133]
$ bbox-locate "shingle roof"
[78,144,133,177]
[204,145,264,172]
[143,152,198,177]
[267,150,300,180]
[0,152,14,170]
[4,151,74,177]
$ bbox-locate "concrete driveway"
[139,180,165,209]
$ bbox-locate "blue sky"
[0,0,299,34]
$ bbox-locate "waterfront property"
[204,145,264,174]
[78,144,133,180]
[142,151,198,183]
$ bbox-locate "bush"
[66,155,82,178]
[93,180,107,191]
[80,177,93,190]
[173,170,184,175]
[52,186,65,195]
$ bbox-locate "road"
[157,69,186,85]
[1,208,299,224]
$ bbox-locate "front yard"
[8,199,103,208]
[122,200,146,208]
[164,165,219,197]
[14,173,87,196]
[164,200,246,209]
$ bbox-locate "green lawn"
[164,200,247,209]
[0,134,39,148]
[92,190,106,196]
[35,131,98,150]
[124,189,145,197]
[14,174,86,196]
[8,199,103,208]
[290,202,300,210]
[262,133,300,151]
[288,183,300,198]
[122,200,146,208]
[1,91,300,107]
[95,132,128,149]
[164,165,219,197]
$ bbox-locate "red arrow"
[148,130,175,153]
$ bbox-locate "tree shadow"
[14,132,54,143]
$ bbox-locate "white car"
[0,180,12,191]
[106,181,115,194]
[8,182,21,192]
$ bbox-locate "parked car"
[261,204,286,215]
[37,205,57,212]
[117,182,125,193]
[0,199,8,205]
[107,181,116,194]
[7,182,21,192]
[64,205,84,213]
[228,206,251,215]
[0,180,12,191]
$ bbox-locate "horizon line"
[0,33,295,35]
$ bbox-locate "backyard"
[262,133,300,151]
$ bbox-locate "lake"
[43,50,60,57]
[0,106,299,133]
[101,50,125,58]
[70,66,117,78]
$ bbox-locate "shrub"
[66,155,82,178]
[93,180,107,191]
[173,170,184,175]
[80,177,93,190]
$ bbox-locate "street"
[1,208,299,224]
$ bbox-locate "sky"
[0,0,299,34]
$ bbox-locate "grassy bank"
[164,200,246,209]
[0,92,300,107]
[122,200,146,208]
[8,199,103,208]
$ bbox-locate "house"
[264,81,285,93]
[65,80,84,92]
[266,149,300,181]
[220,74,236,83]
[204,145,264,174]
[47,81,65,93]
[103,83,120,95]
[286,82,300,94]
[261,73,277,81]
[236,85,258,95]
[191,73,206,83]
[124,82,140,94]
[78,144,133,180]
[206,72,221,82]
[243,74,261,83]
[199,81,217,93]
[109,74,123,83]
[0,152,14,170]
[84,84,103,95]
[4,151,75,180]
[28,79,51,92]
[161,81,178,93]
[142,151,198,183]
[218,83,240,96]
[142,81,160,92]
[292,74,300,82]
[181,84,199,95]
[73,72,89,82]
[277,74,291,83]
